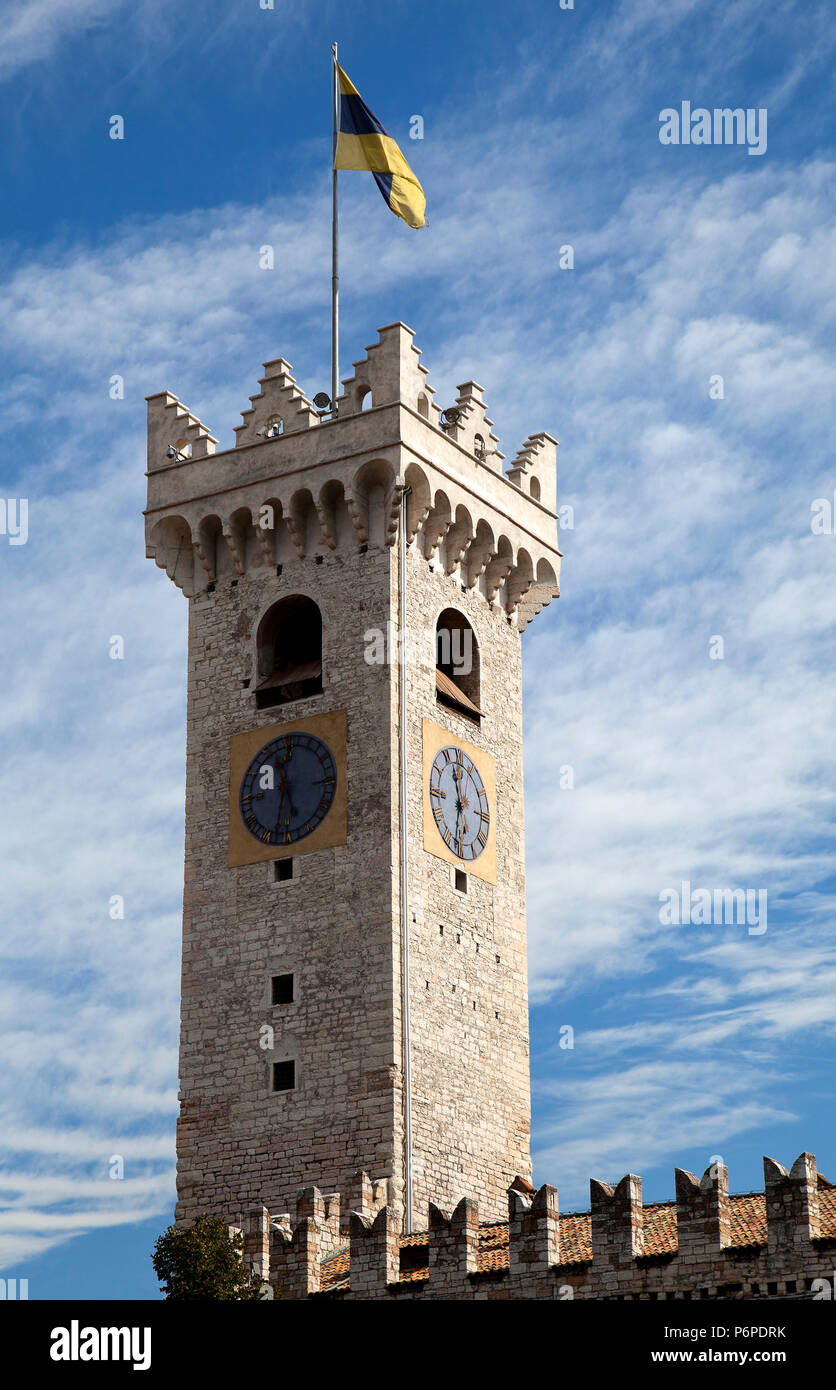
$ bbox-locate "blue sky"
[0,0,834,1298]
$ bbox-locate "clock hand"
[275,769,298,822]
[453,780,463,849]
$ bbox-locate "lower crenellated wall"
[231,1152,836,1300]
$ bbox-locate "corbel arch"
[348,458,398,548]
[404,462,431,543]
[148,515,195,594]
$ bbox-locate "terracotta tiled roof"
[320,1247,350,1292]
[317,1182,836,1292]
[818,1183,836,1233]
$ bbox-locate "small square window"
[271,973,294,1005]
[273,858,293,883]
[272,1060,295,1092]
[455,869,467,893]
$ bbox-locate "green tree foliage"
[152,1215,268,1300]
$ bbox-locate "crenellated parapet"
[146,392,218,466]
[590,1173,644,1269]
[336,321,440,424]
[144,322,561,629]
[234,1153,836,1300]
[675,1163,731,1258]
[764,1152,821,1251]
[442,381,504,471]
[233,358,319,446]
[507,432,558,512]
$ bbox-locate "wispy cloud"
[0,0,128,78]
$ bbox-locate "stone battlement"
[144,322,560,630]
[232,1153,836,1300]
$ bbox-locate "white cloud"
[0,0,128,78]
[532,1055,793,1206]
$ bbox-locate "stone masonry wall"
[399,544,531,1224]
[176,542,403,1225]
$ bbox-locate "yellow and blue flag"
[334,62,426,229]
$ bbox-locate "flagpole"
[331,42,339,410]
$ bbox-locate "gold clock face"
[228,708,347,867]
[422,719,497,885]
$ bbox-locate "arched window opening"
[530,476,541,501]
[255,595,323,709]
[258,415,284,439]
[474,434,486,461]
[358,385,373,412]
[417,393,429,419]
[435,608,480,719]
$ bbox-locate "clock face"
[429,745,490,861]
[239,731,337,847]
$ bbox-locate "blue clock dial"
[429,745,489,861]
[239,732,337,846]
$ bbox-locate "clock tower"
[145,323,560,1231]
